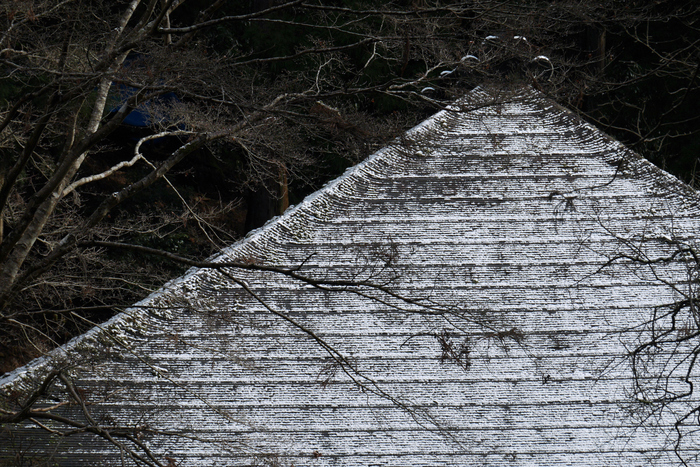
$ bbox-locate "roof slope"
[3,87,700,466]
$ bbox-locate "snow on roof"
[2,87,700,466]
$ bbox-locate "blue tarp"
[109,84,179,128]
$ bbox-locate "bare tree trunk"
[0,155,6,244]
[587,25,606,74]
[0,65,124,306]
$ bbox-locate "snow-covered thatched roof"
[3,87,700,466]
